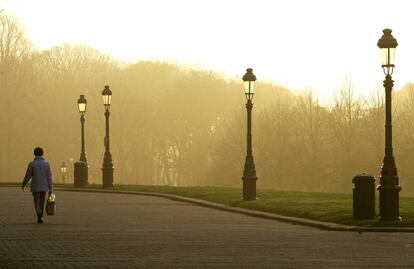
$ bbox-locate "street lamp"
[242,68,257,200]
[60,162,67,184]
[377,28,401,221]
[101,85,114,188]
[74,94,89,187]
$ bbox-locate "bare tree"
[327,78,366,190]
[0,13,33,180]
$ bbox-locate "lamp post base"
[242,176,257,201]
[378,184,402,221]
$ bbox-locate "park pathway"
[1,187,414,268]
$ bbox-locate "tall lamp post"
[242,68,258,201]
[102,85,114,188]
[78,95,87,163]
[377,29,401,221]
[60,162,67,184]
[74,94,89,187]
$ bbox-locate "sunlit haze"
[3,0,414,101]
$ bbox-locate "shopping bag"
[46,193,56,216]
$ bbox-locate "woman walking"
[21,147,53,224]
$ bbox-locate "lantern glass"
[244,81,255,95]
[381,47,396,67]
[101,85,112,108]
[78,103,86,113]
[103,94,111,107]
[77,95,87,115]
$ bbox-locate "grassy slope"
[110,185,414,227]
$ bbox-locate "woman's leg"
[32,192,46,223]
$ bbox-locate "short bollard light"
[60,162,67,184]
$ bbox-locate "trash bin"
[74,161,88,187]
[352,172,376,220]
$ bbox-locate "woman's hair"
[34,147,44,157]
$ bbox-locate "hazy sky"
[2,0,413,101]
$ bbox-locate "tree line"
[1,13,414,195]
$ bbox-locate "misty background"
[2,13,414,195]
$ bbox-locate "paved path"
[1,187,414,268]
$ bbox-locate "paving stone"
[1,187,414,268]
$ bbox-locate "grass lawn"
[3,182,414,227]
[107,184,414,227]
